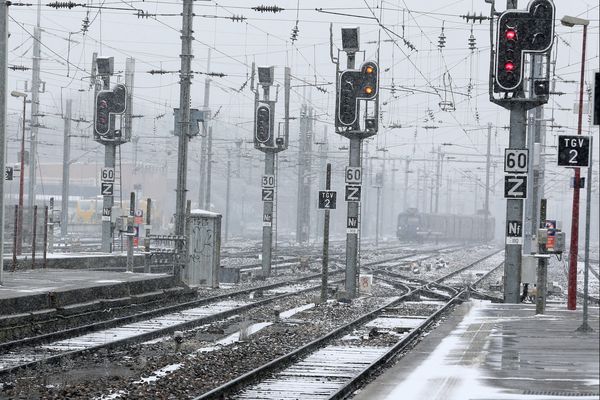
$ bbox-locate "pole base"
[575,323,594,333]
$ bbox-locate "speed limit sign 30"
[504,149,528,174]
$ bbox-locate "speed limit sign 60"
[345,167,362,184]
[504,149,528,174]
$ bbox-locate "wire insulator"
[252,5,284,13]
[47,1,81,9]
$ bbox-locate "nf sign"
[558,135,590,167]
[318,191,337,209]
[504,175,527,199]
[347,216,358,234]
[506,220,523,245]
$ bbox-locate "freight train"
[397,208,494,242]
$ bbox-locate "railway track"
[192,250,502,400]
[0,244,451,379]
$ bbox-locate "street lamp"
[11,91,27,255]
[560,15,589,311]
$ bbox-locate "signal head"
[505,29,517,40]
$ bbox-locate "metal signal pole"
[174,0,193,270]
[321,163,332,302]
[0,0,8,285]
[199,49,211,209]
[28,0,42,211]
[261,84,274,277]
[484,123,492,241]
[99,71,115,252]
[61,99,72,237]
[567,21,588,310]
[504,105,527,303]
[344,52,361,298]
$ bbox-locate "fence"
[2,205,49,269]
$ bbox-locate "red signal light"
[504,61,515,72]
[505,29,516,41]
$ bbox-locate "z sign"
[345,185,361,202]
[504,175,527,199]
[261,188,274,202]
[101,182,114,196]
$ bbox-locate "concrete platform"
[0,269,178,316]
[353,301,600,400]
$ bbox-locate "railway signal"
[254,103,272,146]
[336,61,379,130]
[94,83,127,138]
[494,0,555,92]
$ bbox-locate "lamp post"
[11,91,27,255]
[560,15,589,311]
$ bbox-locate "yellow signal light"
[365,65,375,74]
[364,86,374,95]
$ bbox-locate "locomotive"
[397,208,494,242]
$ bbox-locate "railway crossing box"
[185,210,222,288]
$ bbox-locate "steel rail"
[193,250,498,400]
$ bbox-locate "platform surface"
[354,301,600,400]
[0,268,169,300]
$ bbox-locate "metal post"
[568,24,587,310]
[536,199,547,314]
[31,205,37,268]
[262,151,275,277]
[48,197,53,253]
[12,206,17,270]
[403,158,409,212]
[100,72,115,253]
[524,56,545,255]
[321,163,332,302]
[199,49,211,209]
[415,168,420,210]
[484,123,492,241]
[42,206,48,267]
[174,0,193,242]
[342,49,361,297]
[0,1,7,284]
[380,155,386,239]
[28,6,42,212]
[261,83,274,277]
[504,104,527,303]
[577,136,593,332]
[205,127,213,210]
[317,129,328,241]
[225,149,231,242]
[144,198,152,273]
[296,105,308,244]
[375,186,381,246]
[434,148,441,214]
[61,99,71,237]
[126,192,134,272]
[346,137,361,297]
[17,96,26,255]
